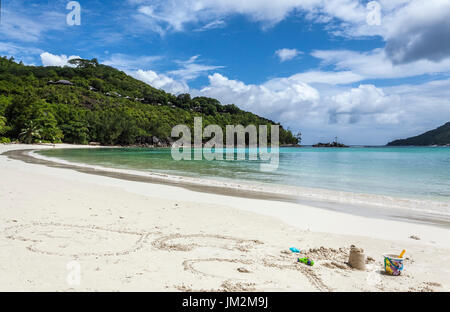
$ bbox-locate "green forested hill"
[387,122,450,146]
[0,56,299,145]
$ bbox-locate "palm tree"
[19,121,42,144]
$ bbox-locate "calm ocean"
[38,147,450,204]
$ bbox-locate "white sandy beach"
[0,144,449,292]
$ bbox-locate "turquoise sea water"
[37,147,450,203]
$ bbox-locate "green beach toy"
[298,257,314,266]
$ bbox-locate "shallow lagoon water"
[38,146,450,204]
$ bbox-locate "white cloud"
[193,73,401,130]
[328,84,401,125]
[289,70,363,85]
[311,48,450,80]
[168,55,224,81]
[0,7,67,42]
[382,0,450,64]
[40,52,81,67]
[131,0,367,33]
[384,79,450,130]
[194,73,320,124]
[101,53,221,94]
[275,48,302,62]
[312,0,450,65]
[194,20,226,31]
[103,54,162,71]
[132,69,189,94]
[0,42,43,64]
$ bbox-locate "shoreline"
[1,143,450,291]
[5,145,449,229]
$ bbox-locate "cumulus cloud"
[275,48,302,62]
[383,0,450,64]
[194,74,403,130]
[194,73,320,124]
[384,79,450,128]
[289,70,363,85]
[319,0,450,65]
[311,48,450,80]
[40,52,81,67]
[132,69,189,94]
[328,84,401,125]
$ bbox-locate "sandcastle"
[348,245,366,270]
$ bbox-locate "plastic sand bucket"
[383,254,404,276]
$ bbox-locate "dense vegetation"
[0,56,300,146]
[387,122,450,146]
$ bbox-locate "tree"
[68,58,98,69]
[224,104,240,114]
[90,78,104,91]
[19,120,42,144]
[6,92,42,137]
[295,131,302,145]
[5,93,63,143]
[0,115,11,143]
[60,121,88,144]
[176,93,191,108]
[0,116,7,135]
[34,109,64,143]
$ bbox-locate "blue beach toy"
[290,247,300,253]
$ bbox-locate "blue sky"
[1,0,450,145]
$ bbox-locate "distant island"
[387,122,450,146]
[313,139,349,148]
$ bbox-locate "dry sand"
[0,144,449,292]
